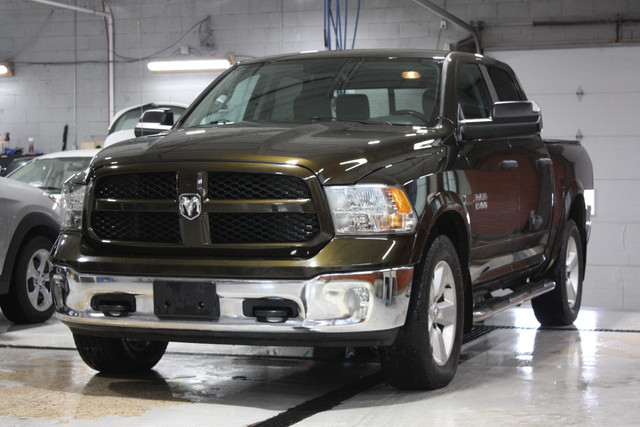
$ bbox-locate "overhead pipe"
[533,15,640,43]
[28,0,115,121]
[411,0,482,53]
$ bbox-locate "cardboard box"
[81,141,104,149]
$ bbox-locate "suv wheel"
[73,334,168,373]
[380,235,464,390]
[0,235,54,324]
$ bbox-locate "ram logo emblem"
[179,194,202,220]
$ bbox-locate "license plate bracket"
[153,281,219,320]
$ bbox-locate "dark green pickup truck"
[50,50,593,390]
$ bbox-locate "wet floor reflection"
[0,346,379,422]
[2,308,640,425]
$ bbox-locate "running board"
[472,280,556,323]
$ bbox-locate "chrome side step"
[472,280,556,323]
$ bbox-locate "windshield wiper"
[311,116,392,126]
[209,119,232,125]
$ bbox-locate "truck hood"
[94,122,451,185]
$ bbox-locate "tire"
[73,334,168,373]
[532,219,583,326]
[0,235,54,324]
[380,235,464,390]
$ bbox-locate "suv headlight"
[325,185,417,234]
[61,181,87,231]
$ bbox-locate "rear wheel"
[0,235,54,324]
[73,334,168,373]
[532,219,583,326]
[381,235,464,390]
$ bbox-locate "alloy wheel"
[565,236,580,308]
[428,260,457,366]
[25,248,52,312]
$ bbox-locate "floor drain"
[463,325,501,344]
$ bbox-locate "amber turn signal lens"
[389,188,412,214]
[395,268,414,292]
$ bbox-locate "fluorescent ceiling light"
[147,58,231,73]
[0,62,14,77]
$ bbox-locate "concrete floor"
[1,307,639,426]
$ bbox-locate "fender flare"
[0,212,60,295]
[543,179,586,276]
[411,191,471,267]
[410,190,473,331]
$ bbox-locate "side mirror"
[134,108,174,138]
[459,101,542,140]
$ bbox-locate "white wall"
[1,0,639,309]
[491,46,640,310]
[2,0,638,151]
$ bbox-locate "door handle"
[537,157,553,167]
[500,160,519,171]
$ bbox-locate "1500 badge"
[464,193,488,211]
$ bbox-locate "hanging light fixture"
[0,62,14,77]
[147,57,233,73]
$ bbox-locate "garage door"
[489,46,640,310]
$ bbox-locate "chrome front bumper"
[51,266,413,346]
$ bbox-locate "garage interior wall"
[1,0,639,309]
[490,46,640,310]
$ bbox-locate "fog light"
[348,286,370,318]
[305,280,372,325]
[305,268,413,326]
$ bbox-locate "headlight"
[325,185,417,234]
[61,182,87,231]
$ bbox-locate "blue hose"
[336,0,342,50]
[344,0,348,50]
[352,0,361,49]
[325,0,361,50]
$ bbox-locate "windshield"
[2,157,36,176]
[7,156,93,193]
[180,57,442,128]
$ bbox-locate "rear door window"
[488,67,523,101]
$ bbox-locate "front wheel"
[532,219,583,326]
[0,235,54,324]
[380,235,464,390]
[73,334,168,374]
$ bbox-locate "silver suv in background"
[0,177,60,323]
[6,149,100,206]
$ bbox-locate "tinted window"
[334,60,441,125]
[457,64,492,119]
[489,67,523,101]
